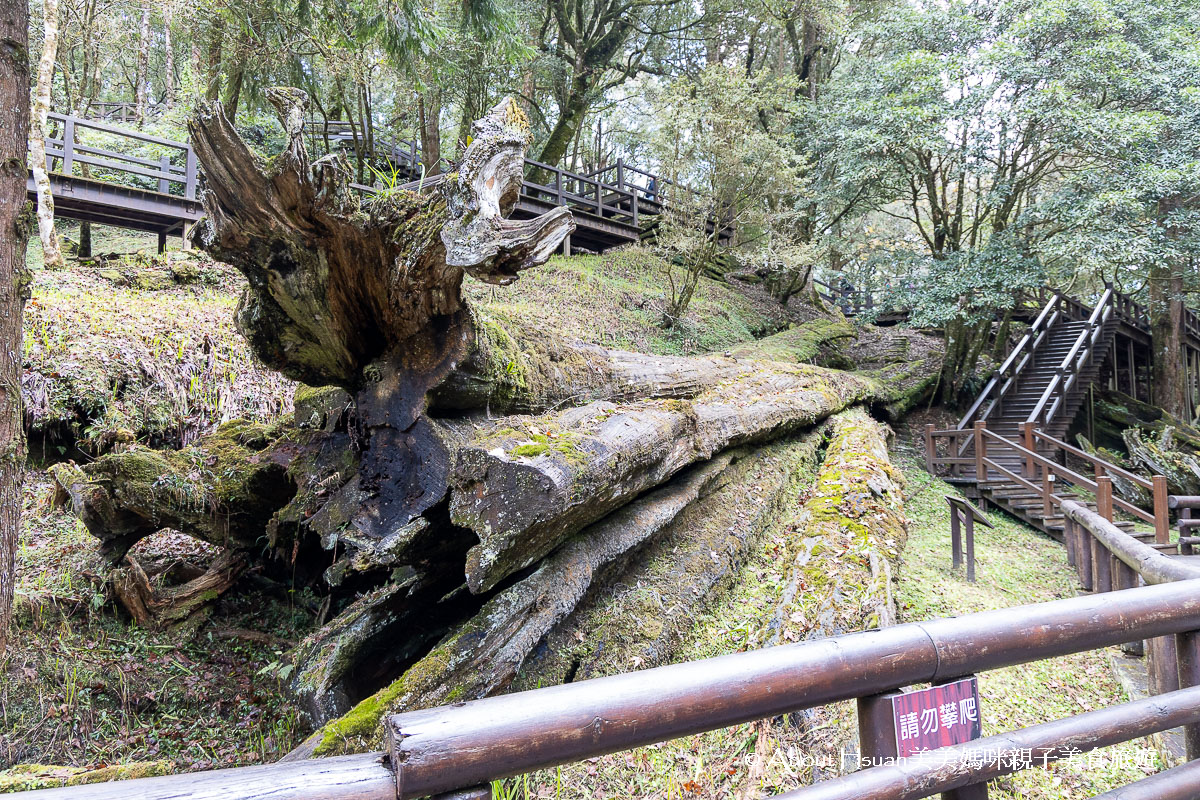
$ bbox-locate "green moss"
[0,762,171,793]
[512,442,550,457]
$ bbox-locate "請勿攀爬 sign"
[891,677,982,757]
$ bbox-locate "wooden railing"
[521,158,641,225]
[83,101,165,123]
[957,290,1063,430]
[926,421,1171,543]
[21,577,1200,800]
[36,112,198,200]
[1029,286,1114,428]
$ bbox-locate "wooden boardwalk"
[27,112,202,251]
[27,112,689,254]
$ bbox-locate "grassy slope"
[894,452,1159,798]
[466,248,796,356]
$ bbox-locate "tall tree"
[133,2,150,124]
[29,0,65,271]
[163,1,176,110]
[536,0,684,166]
[0,0,31,659]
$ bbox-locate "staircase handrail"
[1028,428,1153,492]
[976,426,1156,525]
[957,290,1062,430]
[1028,287,1113,428]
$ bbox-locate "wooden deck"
[27,112,202,251]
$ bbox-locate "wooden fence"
[39,112,199,200]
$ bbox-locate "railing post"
[616,157,624,190]
[1020,422,1035,479]
[158,154,170,194]
[555,168,563,206]
[61,116,75,174]
[1077,518,1093,591]
[1149,635,1181,696]
[631,192,638,227]
[1064,517,1077,567]
[1177,631,1200,760]
[965,510,977,583]
[1097,475,1114,522]
[1092,535,1112,593]
[950,506,962,571]
[1154,475,1170,544]
[184,148,198,201]
[974,421,986,483]
[1041,470,1054,519]
[924,424,935,473]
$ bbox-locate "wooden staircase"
[922,285,1179,540]
[959,286,1119,444]
[985,317,1118,442]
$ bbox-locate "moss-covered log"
[513,431,828,689]
[431,313,857,414]
[300,451,738,754]
[111,550,246,631]
[451,363,879,593]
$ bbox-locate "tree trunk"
[1151,198,1188,418]
[163,2,175,110]
[204,18,222,102]
[111,550,246,631]
[134,3,151,125]
[536,79,589,167]
[222,63,245,122]
[418,90,442,177]
[29,0,65,271]
[77,221,91,258]
[0,0,30,658]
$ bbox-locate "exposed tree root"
[111,550,246,631]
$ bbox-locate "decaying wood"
[514,431,827,688]
[303,452,738,753]
[48,86,945,740]
[111,550,246,630]
[189,88,573,552]
[451,363,878,593]
[431,314,858,414]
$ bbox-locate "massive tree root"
[50,87,942,742]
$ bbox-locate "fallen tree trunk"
[515,430,829,689]
[298,451,740,754]
[47,87,944,743]
[451,363,878,593]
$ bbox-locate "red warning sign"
[891,677,982,757]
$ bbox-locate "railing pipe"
[1090,759,1200,799]
[1060,500,1200,585]
[777,686,1200,800]
[16,753,394,800]
[384,581,1200,797]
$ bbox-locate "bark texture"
[28,0,64,271]
[112,551,246,631]
[0,0,30,659]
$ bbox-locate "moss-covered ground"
[893,452,1160,798]
[24,226,293,456]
